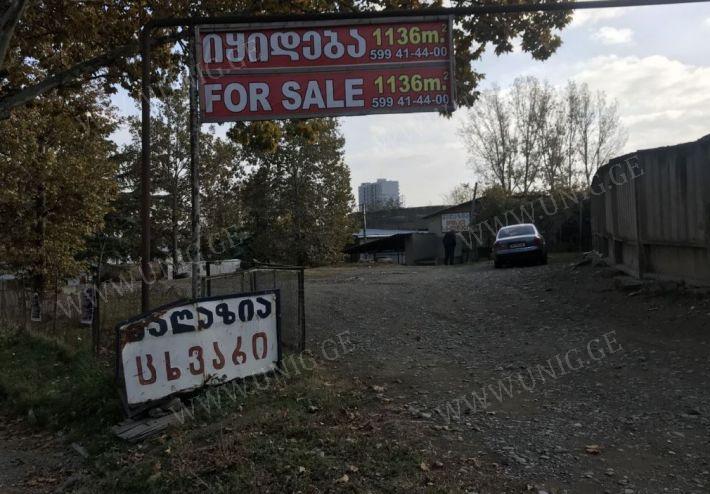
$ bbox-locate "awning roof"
[344,233,413,254]
[354,228,420,239]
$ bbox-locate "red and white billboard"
[196,17,455,122]
[200,65,452,121]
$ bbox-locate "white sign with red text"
[117,291,280,406]
[441,212,470,232]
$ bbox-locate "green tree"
[200,132,243,258]
[0,88,117,290]
[241,119,354,266]
[112,74,243,268]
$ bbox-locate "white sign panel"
[441,212,470,232]
[117,291,280,406]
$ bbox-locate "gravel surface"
[306,256,710,493]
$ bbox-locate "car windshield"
[498,225,535,238]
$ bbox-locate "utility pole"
[362,202,368,242]
[188,29,201,299]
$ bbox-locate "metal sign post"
[189,29,201,300]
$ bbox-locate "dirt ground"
[0,416,80,493]
[306,255,710,493]
[1,254,708,493]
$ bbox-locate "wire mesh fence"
[0,267,305,357]
[202,267,305,352]
[0,278,29,331]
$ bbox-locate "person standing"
[443,229,457,265]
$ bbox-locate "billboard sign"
[116,291,280,407]
[441,212,470,232]
[196,17,455,122]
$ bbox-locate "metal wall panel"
[591,134,710,285]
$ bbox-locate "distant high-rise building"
[358,179,400,211]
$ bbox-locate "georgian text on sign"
[196,17,455,122]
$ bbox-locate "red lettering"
[232,336,247,365]
[164,351,181,381]
[135,354,157,385]
[252,332,268,360]
[212,341,226,369]
[188,346,204,375]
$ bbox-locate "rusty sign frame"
[115,289,282,417]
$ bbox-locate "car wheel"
[494,259,502,269]
[540,253,548,265]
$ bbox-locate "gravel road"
[306,256,710,493]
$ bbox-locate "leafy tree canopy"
[241,118,355,266]
[0,88,117,287]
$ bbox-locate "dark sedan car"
[492,224,547,268]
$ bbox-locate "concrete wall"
[591,134,710,285]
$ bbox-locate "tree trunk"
[0,0,30,73]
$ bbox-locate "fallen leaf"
[419,461,429,471]
[585,444,601,455]
[335,474,349,483]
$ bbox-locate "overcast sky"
[111,2,710,207]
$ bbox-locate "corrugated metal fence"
[591,134,710,285]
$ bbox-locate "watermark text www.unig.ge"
[435,331,623,424]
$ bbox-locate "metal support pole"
[205,261,211,297]
[188,28,201,300]
[140,29,152,312]
[362,202,367,242]
[298,267,306,353]
[144,0,710,32]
